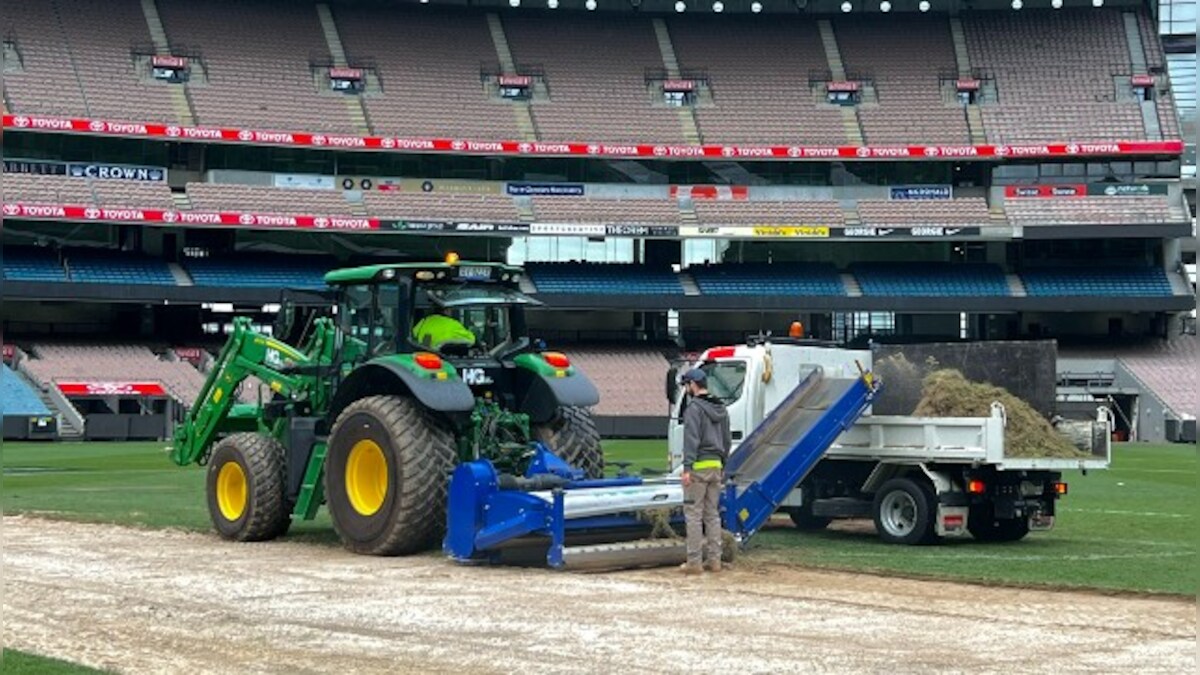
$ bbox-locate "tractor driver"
[412,307,476,354]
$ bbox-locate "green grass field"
[0,650,104,674]
[2,439,1195,595]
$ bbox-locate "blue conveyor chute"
[443,367,880,570]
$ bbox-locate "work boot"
[679,562,702,575]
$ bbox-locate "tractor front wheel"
[325,395,456,556]
[534,406,604,479]
[205,433,291,542]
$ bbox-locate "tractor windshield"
[341,282,401,356]
[411,285,536,357]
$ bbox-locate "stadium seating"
[2,247,66,282]
[505,14,686,144]
[157,0,358,133]
[1136,11,1182,140]
[562,347,670,417]
[691,200,844,226]
[851,262,1011,297]
[963,11,1146,143]
[186,183,351,215]
[2,2,94,118]
[2,173,96,204]
[335,7,520,140]
[23,344,209,406]
[1,365,52,416]
[1060,336,1196,419]
[835,16,970,145]
[689,262,846,296]
[183,255,331,289]
[856,198,992,226]
[362,191,521,222]
[89,179,175,210]
[669,16,847,145]
[527,263,683,295]
[530,198,681,224]
[1004,196,1179,226]
[66,249,176,286]
[1019,267,1174,297]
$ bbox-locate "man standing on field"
[678,368,732,575]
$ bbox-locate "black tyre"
[968,504,1031,542]
[325,395,456,556]
[205,432,290,542]
[784,505,833,531]
[872,477,939,545]
[533,406,604,479]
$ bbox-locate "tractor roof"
[324,261,524,286]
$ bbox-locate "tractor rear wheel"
[205,433,291,542]
[534,406,604,479]
[325,395,456,555]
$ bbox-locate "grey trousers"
[683,468,723,566]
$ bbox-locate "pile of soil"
[912,369,1089,459]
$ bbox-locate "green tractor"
[171,259,603,555]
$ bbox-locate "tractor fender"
[329,358,475,422]
[514,368,600,424]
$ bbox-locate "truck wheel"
[325,395,456,556]
[533,406,604,479]
[872,477,938,545]
[205,432,291,542]
[968,505,1031,542]
[784,506,832,531]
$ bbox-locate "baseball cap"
[679,368,707,385]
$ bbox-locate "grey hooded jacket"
[682,395,732,470]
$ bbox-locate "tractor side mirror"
[273,294,298,340]
[666,365,680,405]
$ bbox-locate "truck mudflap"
[936,506,970,538]
[1029,513,1056,531]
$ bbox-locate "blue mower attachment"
[444,366,880,571]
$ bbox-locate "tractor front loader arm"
[170,315,336,466]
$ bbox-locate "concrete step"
[514,101,539,142]
[171,191,193,210]
[678,108,701,144]
[817,21,846,81]
[841,273,862,298]
[168,262,193,286]
[840,108,864,145]
[140,0,171,54]
[949,17,972,78]
[841,205,860,226]
[678,273,701,297]
[652,18,681,79]
[1122,12,1148,74]
[169,87,196,126]
[487,13,517,73]
[1006,273,1027,298]
[316,4,349,67]
[965,105,987,144]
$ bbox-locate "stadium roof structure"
[346,0,1148,14]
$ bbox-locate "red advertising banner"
[1004,184,1087,198]
[497,75,532,87]
[1131,75,1155,87]
[661,79,696,92]
[2,114,1184,161]
[57,381,167,397]
[827,81,860,92]
[955,78,981,91]
[173,347,207,363]
[329,67,364,80]
[1,202,380,230]
[151,55,188,69]
[670,185,750,200]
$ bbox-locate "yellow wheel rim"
[216,461,248,522]
[346,439,388,516]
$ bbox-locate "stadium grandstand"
[1,0,1194,444]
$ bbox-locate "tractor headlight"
[380,268,396,280]
[436,272,447,279]
[415,271,435,281]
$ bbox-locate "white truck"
[667,338,1112,544]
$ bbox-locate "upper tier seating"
[835,16,970,145]
[1,365,52,416]
[528,263,683,295]
[530,198,681,224]
[1019,266,1174,296]
[851,262,1011,297]
[689,263,845,296]
[1,171,173,208]
[23,344,209,407]
[963,10,1146,143]
[669,16,847,145]
[157,0,358,133]
[362,191,521,222]
[186,183,351,215]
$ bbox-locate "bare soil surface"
[4,516,1194,674]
